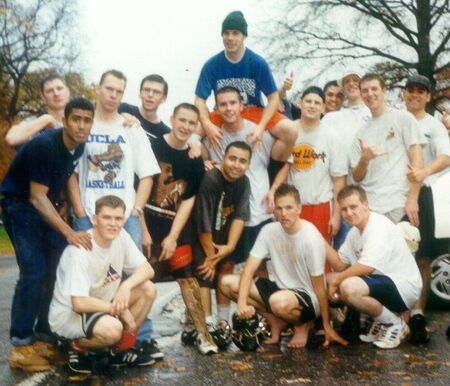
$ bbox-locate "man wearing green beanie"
[195,11,296,162]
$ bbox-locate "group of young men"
[1,9,450,378]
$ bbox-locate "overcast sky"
[78,0,271,121]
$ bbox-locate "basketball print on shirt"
[291,143,327,171]
[87,144,124,183]
[149,161,187,217]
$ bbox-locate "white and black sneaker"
[195,333,218,355]
[373,319,409,349]
[67,349,92,380]
[359,321,384,343]
[109,348,155,368]
[139,339,164,361]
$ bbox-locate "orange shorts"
[301,201,331,272]
[210,106,287,130]
[300,201,331,243]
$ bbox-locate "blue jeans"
[1,197,67,346]
[72,213,152,342]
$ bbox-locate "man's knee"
[339,277,364,301]
[219,274,239,299]
[268,291,292,317]
[93,316,123,346]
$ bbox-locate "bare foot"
[287,323,311,349]
[263,313,286,345]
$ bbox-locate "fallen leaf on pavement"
[261,353,283,360]
[230,360,253,372]
[175,367,187,372]
[372,359,385,366]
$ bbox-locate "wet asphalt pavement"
[0,255,449,386]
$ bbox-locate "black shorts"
[417,186,450,261]
[254,278,316,323]
[360,274,408,313]
[81,312,108,339]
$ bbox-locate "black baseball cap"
[405,74,431,92]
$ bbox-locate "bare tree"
[257,0,450,106]
[0,0,80,122]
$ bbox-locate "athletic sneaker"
[195,333,218,355]
[359,321,384,343]
[373,319,409,349]
[109,348,155,368]
[139,339,164,360]
[409,314,430,344]
[67,349,92,376]
[181,320,198,346]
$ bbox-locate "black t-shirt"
[1,128,84,205]
[145,136,204,247]
[119,103,171,140]
[194,167,250,245]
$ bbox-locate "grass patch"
[0,225,14,255]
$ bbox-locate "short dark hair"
[323,80,340,93]
[64,97,94,118]
[301,86,325,103]
[215,86,242,103]
[140,74,168,96]
[95,195,126,214]
[99,69,127,85]
[224,141,252,159]
[360,73,386,89]
[337,184,368,203]
[274,183,301,204]
[173,103,200,118]
[40,73,66,93]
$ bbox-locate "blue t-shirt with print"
[195,48,278,107]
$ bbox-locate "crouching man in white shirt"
[327,185,422,349]
[220,184,347,349]
[49,195,156,377]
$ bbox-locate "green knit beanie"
[222,11,248,36]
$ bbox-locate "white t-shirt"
[77,117,160,220]
[339,212,422,309]
[49,229,147,337]
[322,104,371,183]
[250,221,326,317]
[287,122,347,205]
[204,119,274,226]
[349,108,425,214]
[416,114,450,186]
